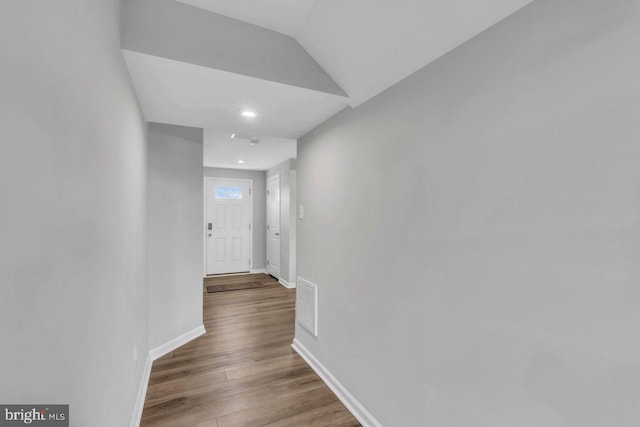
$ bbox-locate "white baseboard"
[291,339,383,427]
[203,269,267,278]
[279,278,296,289]
[130,324,206,427]
[130,354,153,427]
[149,324,206,361]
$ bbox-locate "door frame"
[266,173,281,279]
[203,177,253,277]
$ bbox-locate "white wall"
[203,167,267,270]
[296,0,640,425]
[266,159,297,284]
[148,123,204,350]
[0,1,149,426]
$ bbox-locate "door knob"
[275,233,280,236]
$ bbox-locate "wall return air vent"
[296,277,318,337]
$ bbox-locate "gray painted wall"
[122,0,345,96]
[289,169,297,284]
[296,0,640,425]
[266,159,297,284]
[203,168,267,270]
[148,123,204,349]
[0,1,149,426]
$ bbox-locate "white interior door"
[205,178,252,275]
[266,175,280,278]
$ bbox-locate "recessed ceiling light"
[241,110,257,118]
[237,160,245,164]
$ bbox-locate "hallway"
[140,274,359,426]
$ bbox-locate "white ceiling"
[204,131,296,171]
[175,0,318,36]
[297,0,535,106]
[124,0,535,168]
[123,50,348,139]
[178,0,534,107]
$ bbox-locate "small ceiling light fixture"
[231,134,260,145]
[240,110,257,118]
[237,160,245,164]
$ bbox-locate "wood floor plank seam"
[140,273,360,426]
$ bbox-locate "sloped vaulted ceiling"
[176,0,535,106]
[296,0,535,106]
[175,0,319,36]
[123,0,535,140]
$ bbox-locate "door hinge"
[267,190,269,196]
[249,258,251,266]
[249,224,251,230]
[249,188,252,195]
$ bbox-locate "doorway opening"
[204,177,253,276]
[266,174,281,279]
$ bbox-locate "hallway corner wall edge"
[147,122,205,351]
[295,0,640,425]
[0,1,150,426]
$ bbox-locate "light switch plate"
[298,205,304,219]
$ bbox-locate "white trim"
[204,177,254,276]
[130,353,153,427]
[204,270,265,278]
[203,178,207,277]
[278,278,296,289]
[266,174,281,279]
[130,324,206,427]
[205,272,250,278]
[288,169,297,286]
[149,324,206,361]
[291,339,383,427]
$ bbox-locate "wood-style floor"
[140,273,360,427]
